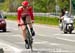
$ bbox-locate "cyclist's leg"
[20,19,28,44]
[21,25,29,44]
[21,25,26,40]
[26,16,35,36]
[29,24,35,36]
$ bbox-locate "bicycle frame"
[22,16,33,50]
[26,24,33,49]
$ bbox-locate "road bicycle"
[22,15,33,51]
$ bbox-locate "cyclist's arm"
[17,8,22,24]
[28,6,34,23]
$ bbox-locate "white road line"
[49,43,61,45]
[16,41,61,46]
[7,27,19,30]
[34,41,61,45]
[54,33,75,36]
[56,37,75,42]
[36,33,75,43]
[0,42,22,53]
[36,33,56,38]
[21,49,69,52]
[3,33,75,43]
[16,41,48,45]
[34,41,48,44]
[0,41,70,52]
[1,34,21,37]
[37,32,75,37]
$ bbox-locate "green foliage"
[0,0,9,11]
[57,0,69,10]
[35,16,59,25]
[0,0,70,12]
[7,15,59,25]
[7,15,17,20]
[71,0,75,15]
[33,0,56,12]
[72,0,75,9]
[0,0,5,3]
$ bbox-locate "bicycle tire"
[25,26,33,50]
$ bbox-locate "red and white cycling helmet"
[22,1,29,7]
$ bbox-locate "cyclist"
[17,1,35,45]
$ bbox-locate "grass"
[6,15,59,26]
[7,15,17,20]
[35,16,59,25]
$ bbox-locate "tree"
[8,0,24,12]
[33,0,56,12]
[0,0,70,12]
[57,0,69,10]
[72,0,75,9]
[0,0,5,3]
[72,0,75,14]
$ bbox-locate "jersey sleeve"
[17,8,22,24]
[28,6,34,20]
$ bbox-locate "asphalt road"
[0,20,75,53]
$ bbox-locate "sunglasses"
[23,6,28,8]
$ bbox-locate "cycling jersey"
[17,6,34,24]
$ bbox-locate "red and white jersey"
[17,6,34,24]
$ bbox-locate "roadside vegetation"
[6,15,59,26]
[6,15,75,27]
[1,0,74,12]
